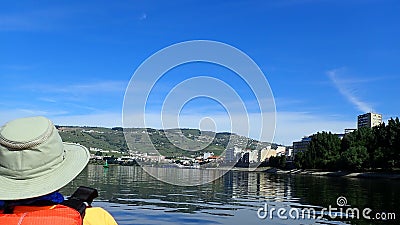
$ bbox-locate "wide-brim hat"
[0,116,90,200]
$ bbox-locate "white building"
[260,146,276,162]
[249,150,259,163]
[358,112,382,129]
[203,152,214,160]
[286,148,293,158]
[276,146,286,156]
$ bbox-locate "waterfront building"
[203,152,214,160]
[233,147,245,161]
[234,146,243,155]
[357,112,382,129]
[345,128,356,134]
[276,146,286,156]
[293,136,312,158]
[225,147,244,163]
[336,133,345,140]
[225,148,235,162]
[249,150,259,163]
[260,146,276,162]
[241,152,250,163]
[286,148,293,160]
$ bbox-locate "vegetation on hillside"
[58,127,128,154]
[58,126,272,157]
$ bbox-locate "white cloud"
[52,113,123,127]
[37,97,57,103]
[16,80,128,107]
[327,68,371,113]
[24,80,127,94]
[70,81,127,93]
[274,111,355,145]
[0,7,76,31]
[0,109,70,125]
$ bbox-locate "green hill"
[57,126,274,157]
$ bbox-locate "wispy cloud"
[69,81,127,93]
[22,80,127,95]
[0,111,119,128]
[37,97,57,103]
[274,111,354,144]
[327,68,371,113]
[51,112,122,127]
[0,109,69,124]
[6,80,128,115]
[0,7,74,31]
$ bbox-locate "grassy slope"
[58,126,273,157]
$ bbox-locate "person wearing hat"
[0,116,118,225]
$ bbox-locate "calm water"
[61,165,400,225]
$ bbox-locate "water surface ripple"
[61,165,400,225]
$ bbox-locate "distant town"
[57,112,399,171]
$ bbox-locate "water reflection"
[61,165,399,225]
[143,166,227,186]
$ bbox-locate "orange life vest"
[0,204,82,225]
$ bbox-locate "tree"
[371,123,387,168]
[340,146,369,171]
[294,117,400,171]
[386,118,400,168]
[306,132,341,170]
[278,155,287,169]
[269,155,287,169]
[294,151,304,169]
[340,127,373,169]
[370,118,400,170]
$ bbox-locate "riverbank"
[89,162,400,180]
[266,168,400,180]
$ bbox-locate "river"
[61,165,399,225]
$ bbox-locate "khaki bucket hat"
[0,116,90,200]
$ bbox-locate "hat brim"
[0,143,90,200]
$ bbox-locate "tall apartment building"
[357,112,382,129]
[292,136,312,159]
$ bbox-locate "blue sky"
[1,0,399,144]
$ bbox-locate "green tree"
[306,132,341,170]
[340,146,369,171]
[295,117,400,171]
[370,118,400,170]
[294,151,304,169]
[269,155,287,169]
[371,123,387,169]
[340,127,373,169]
[386,118,400,168]
[278,155,287,169]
